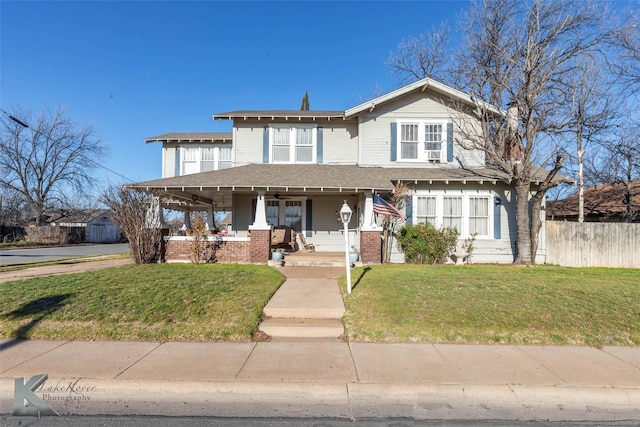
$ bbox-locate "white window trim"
[269,125,317,164]
[413,191,493,239]
[397,120,448,163]
[178,145,234,175]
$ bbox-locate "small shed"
[85,210,121,243]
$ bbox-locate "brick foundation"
[165,237,251,263]
[360,230,382,264]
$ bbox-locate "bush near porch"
[340,264,640,347]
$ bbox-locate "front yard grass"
[340,264,640,346]
[1,264,285,342]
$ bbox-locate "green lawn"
[2,262,638,346]
[1,264,285,342]
[339,265,640,346]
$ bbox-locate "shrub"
[397,223,459,264]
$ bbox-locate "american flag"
[373,194,406,220]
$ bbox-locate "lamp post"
[339,202,353,294]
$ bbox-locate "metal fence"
[546,221,640,268]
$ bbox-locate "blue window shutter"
[446,123,453,162]
[390,122,397,162]
[494,197,501,239]
[263,127,269,163]
[405,196,413,226]
[316,127,323,164]
[174,146,181,176]
[306,200,312,237]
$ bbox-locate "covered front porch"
[130,164,396,264]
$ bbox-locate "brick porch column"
[360,230,382,264]
[249,228,271,264]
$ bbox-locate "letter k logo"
[13,374,59,416]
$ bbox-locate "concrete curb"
[3,378,640,421]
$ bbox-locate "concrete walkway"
[1,265,640,421]
[260,267,346,339]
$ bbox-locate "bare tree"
[101,185,165,264]
[386,23,454,86]
[0,107,106,225]
[405,0,614,263]
[563,57,616,222]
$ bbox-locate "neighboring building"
[547,180,640,223]
[50,209,121,243]
[134,78,564,264]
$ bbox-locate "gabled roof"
[145,132,233,144]
[213,110,345,121]
[344,78,503,118]
[211,78,502,123]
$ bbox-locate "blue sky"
[1,0,469,190]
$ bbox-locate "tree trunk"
[530,190,546,263]
[514,180,532,264]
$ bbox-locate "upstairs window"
[397,121,448,162]
[178,146,233,175]
[270,125,317,164]
[400,123,419,160]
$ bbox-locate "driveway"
[0,243,130,266]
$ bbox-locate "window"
[443,197,463,231]
[285,201,303,231]
[178,146,233,175]
[201,147,216,172]
[412,192,493,238]
[266,201,280,226]
[219,147,232,170]
[400,123,419,160]
[182,147,199,175]
[469,197,489,236]
[397,121,448,162]
[271,126,316,163]
[416,196,437,226]
[266,199,305,232]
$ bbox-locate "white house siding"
[233,123,264,165]
[357,92,485,168]
[318,123,359,164]
[163,144,177,178]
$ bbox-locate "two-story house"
[133,78,554,264]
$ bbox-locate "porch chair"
[298,233,315,252]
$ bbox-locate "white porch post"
[361,191,382,231]
[183,210,191,229]
[251,190,270,229]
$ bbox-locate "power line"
[2,109,135,182]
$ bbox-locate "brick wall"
[360,231,382,264]
[164,237,251,263]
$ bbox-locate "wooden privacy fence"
[546,221,640,268]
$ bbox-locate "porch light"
[340,202,353,294]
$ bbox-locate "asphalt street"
[0,243,130,266]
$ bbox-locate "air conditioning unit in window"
[426,150,441,162]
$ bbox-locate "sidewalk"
[2,265,640,421]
